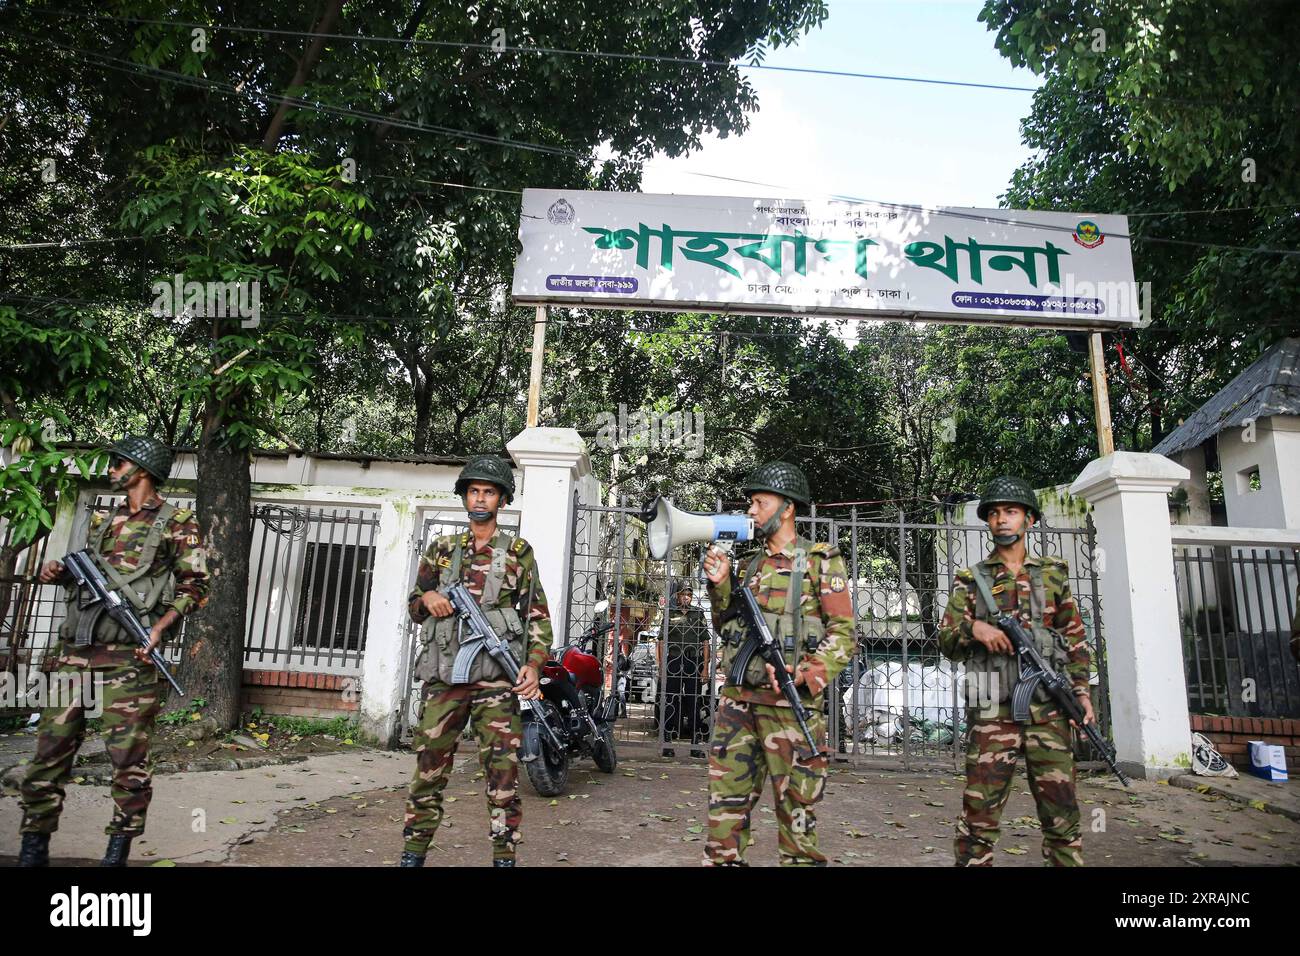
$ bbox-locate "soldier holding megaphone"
[651,462,854,865]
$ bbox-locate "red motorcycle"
[519,620,625,796]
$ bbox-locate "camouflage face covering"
[751,495,790,540]
[990,508,1031,546]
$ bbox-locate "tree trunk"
[412,368,433,453]
[175,416,250,728]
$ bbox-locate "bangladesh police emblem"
[1072,219,1104,248]
[546,198,575,225]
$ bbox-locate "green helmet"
[740,461,811,507]
[976,475,1040,521]
[455,455,515,504]
[109,434,173,484]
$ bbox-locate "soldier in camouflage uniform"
[18,435,209,867]
[401,455,552,868]
[938,476,1094,867]
[701,462,854,865]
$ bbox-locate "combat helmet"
[976,475,1040,521]
[455,455,515,504]
[740,461,811,507]
[109,434,173,484]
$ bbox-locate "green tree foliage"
[0,0,831,727]
[976,0,1299,452]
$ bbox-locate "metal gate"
[566,495,1109,768]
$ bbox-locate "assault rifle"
[62,550,186,696]
[726,578,825,758]
[997,612,1131,787]
[446,581,524,685]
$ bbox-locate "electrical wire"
[18,8,1043,94]
[14,31,1299,257]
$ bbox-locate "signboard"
[511,189,1142,329]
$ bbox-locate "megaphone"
[642,496,754,560]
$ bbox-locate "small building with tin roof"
[1153,337,1300,530]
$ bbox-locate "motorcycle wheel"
[522,705,569,797]
[591,721,617,774]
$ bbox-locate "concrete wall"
[1218,414,1299,530]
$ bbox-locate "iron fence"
[1173,539,1300,718]
[567,496,1110,769]
[245,502,379,673]
[0,519,53,674]
[3,495,382,680]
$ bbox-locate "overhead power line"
[7,32,1299,260]
[19,8,1042,94]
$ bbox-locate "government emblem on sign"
[1073,219,1104,248]
[547,198,575,225]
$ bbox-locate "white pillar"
[1069,452,1192,780]
[44,491,80,559]
[507,427,591,646]
[357,497,419,748]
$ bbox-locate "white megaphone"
[642,496,755,560]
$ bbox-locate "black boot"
[399,850,425,867]
[18,833,50,867]
[100,834,132,867]
[492,857,516,867]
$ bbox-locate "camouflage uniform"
[703,538,855,865]
[404,530,552,863]
[938,553,1090,866]
[20,493,209,837]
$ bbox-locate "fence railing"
[0,519,53,675]
[2,495,383,679]
[1172,526,1300,719]
[567,497,1110,768]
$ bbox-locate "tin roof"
[1153,337,1300,457]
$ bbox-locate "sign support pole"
[526,305,547,428]
[1089,332,1115,456]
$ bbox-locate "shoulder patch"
[511,537,530,556]
[171,508,195,523]
[810,542,839,559]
